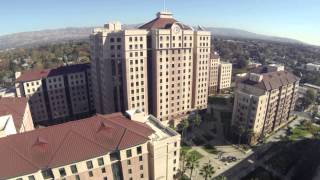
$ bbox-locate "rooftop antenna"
[163,0,167,12]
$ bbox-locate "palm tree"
[180,148,188,175]
[199,163,215,180]
[186,152,200,179]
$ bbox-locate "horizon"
[1,0,319,45]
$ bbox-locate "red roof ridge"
[101,114,153,139]
[8,143,40,171]
[116,128,128,150]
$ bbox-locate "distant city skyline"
[1,0,319,45]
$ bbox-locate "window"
[140,174,144,178]
[104,177,108,180]
[70,164,78,174]
[59,168,66,177]
[98,157,105,166]
[139,155,143,161]
[127,159,131,165]
[88,171,93,177]
[140,165,143,170]
[86,160,93,169]
[41,169,54,179]
[101,167,106,173]
[126,149,132,158]
[28,176,35,180]
[75,175,80,180]
[128,169,132,174]
[137,146,142,154]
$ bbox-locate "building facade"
[305,63,320,71]
[15,63,95,124]
[91,11,211,125]
[208,52,232,95]
[0,97,34,138]
[90,23,149,115]
[231,65,299,144]
[0,112,180,180]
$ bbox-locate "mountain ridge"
[0,26,308,50]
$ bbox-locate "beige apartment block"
[15,63,95,124]
[90,24,149,115]
[192,31,211,110]
[208,52,232,95]
[208,53,220,94]
[0,97,34,138]
[91,11,211,125]
[218,62,232,90]
[231,65,299,144]
[0,112,180,180]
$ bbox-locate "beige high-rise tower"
[90,23,149,115]
[91,12,211,125]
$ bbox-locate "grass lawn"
[181,145,192,152]
[188,150,204,160]
[203,145,220,154]
[289,126,312,140]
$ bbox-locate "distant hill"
[207,27,303,44]
[0,26,306,50]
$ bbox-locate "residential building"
[91,11,211,125]
[231,64,300,144]
[15,63,95,124]
[208,52,232,95]
[303,83,320,95]
[0,97,34,137]
[0,112,180,180]
[305,63,320,71]
[0,87,16,97]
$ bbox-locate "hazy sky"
[1,0,319,45]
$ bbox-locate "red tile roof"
[139,17,192,30]
[16,63,90,82]
[0,97,29,131]
[242,70,300,91]
[0,113,154,179]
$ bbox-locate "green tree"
[186,152,200,180]
[199,163,215,180]
[179,119,189,140]
[237,57,249,69]
[190,111,201,129]
[180,148,188,175]
[303,89,316,108]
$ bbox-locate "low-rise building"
[0,112,180,180]
[0,87,16,97]
[208,52,232,95]
[15,63,95,124]
[305,63,320,71]
[231,64,300,144]
[0,97,34,137]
